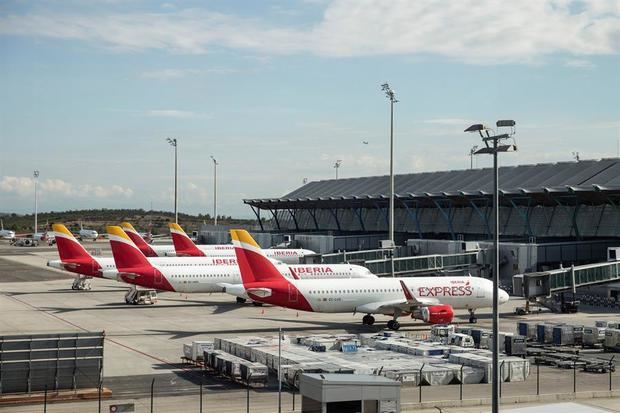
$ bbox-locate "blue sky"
[1,0,619,218]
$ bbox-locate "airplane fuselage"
[242,277,506,315]
[149,244,314,264]
[48,256,375,292]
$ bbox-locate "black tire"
[469,317,477,324]
[387,320,394,330]
[252,301,263,307]
[236,297,247,304]
[392,321,400,331]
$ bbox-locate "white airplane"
[47,224,375,299]
[0,219,15,239]
[119,221,316,264]
[77,222,99,241]
[224,230,509,330]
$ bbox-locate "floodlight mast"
[334,160,342,179]
[381,83,398,276]
[210,156,219,226]
[166,138,178,224]
[465,120,517,413]
[33,170,39,234]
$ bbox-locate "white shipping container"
[191,341,214,361]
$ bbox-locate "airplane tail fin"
[120,222,158,257]
[107,226,151,270]
[230,230,284,285]
[169,223,205,257]
[52,224,93,261]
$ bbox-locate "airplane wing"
[355,280,439,314]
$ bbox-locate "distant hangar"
[244,158,620,241]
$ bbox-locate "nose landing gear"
[468,309,477,324]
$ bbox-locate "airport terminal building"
[244,158,620,242]
[231,158,620,299]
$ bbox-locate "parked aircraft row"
[48,223,508,329]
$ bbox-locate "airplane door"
[288,284,298,303]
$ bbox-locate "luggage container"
[582,327,606,347]
[183,343,193,360]
[505,335,527,356]
[224,358,242,380]
[517,322,537,341]
[553,325,576,346]
[431,325,455,343]
[447,333,474,348]
[240,362,268,386]
[470,329,490,349]
[604,329,620,352]
[442,363,484,384]
[190,340,214,361]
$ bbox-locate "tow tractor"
[125,287,158,305]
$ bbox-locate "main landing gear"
[386,319,401,331]
[236,297,247,304]
[468,309,478,324]
[362,314,375,326]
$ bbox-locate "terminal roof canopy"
[245,158,620,209]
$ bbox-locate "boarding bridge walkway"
[517,260,620,299]
[321,249,482,277]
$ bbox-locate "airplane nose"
[499,289,509,304]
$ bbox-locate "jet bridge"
[516,260,620,299]
[320,249,483,277]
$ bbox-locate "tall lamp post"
[166,138,178,223]
[465,120,517,413]
[469,145,479,169]
[381,83,398,276]
[333,160,342,179]
[210,156,218,226]
[33,170,39,234]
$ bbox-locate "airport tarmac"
[1,242,619,412]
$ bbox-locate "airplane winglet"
[169,223,205,257]
[120,222,158,257]
[52,223,93,261]
[400,280,415,301]
[107,225,151,269]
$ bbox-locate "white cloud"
[146,109,196,118]
[0,1,618,63]
[422,118,478,126]
[564,58,596,68]
[0,176,134,199]
[141,69,201,79]
[140,67,237,79]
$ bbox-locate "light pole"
[381,82,398,276]
[469,145,479,169]
[465,120,517,413]
[278,327,282,413]
[33,170,39,234]
[333,160,342,179]
[166,138,178,223]
[210,156,218,226]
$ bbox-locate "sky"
[0,0,619,218]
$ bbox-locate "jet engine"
[413,305,454,324]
